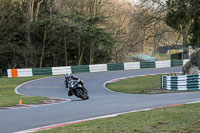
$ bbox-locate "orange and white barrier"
[7,68,33,77]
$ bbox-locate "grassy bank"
[38,102,200,133]
[0,76,51,107]
[106,74,162,94]
[106,74,200,94]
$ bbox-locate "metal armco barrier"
[161,73,200,91]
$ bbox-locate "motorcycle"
[68,79,89,100]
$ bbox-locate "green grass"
[37,103,200,133]
[106,74,200,94]
[106,74,162,94]
[0,76,51,107]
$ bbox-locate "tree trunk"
[77,34,81,65]
[39,26,47,68]
[115,49,118,63]
[89,43,94,64]
[35,0,44,21]
[78,47,85,65]
[64,38,68,66]
[182,25,188,47]
[25,0,34,68]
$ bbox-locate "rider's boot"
[68,90,73,96]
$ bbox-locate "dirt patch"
[149,88,173,94]
[148,88,199,94]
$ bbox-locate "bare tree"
[127,0,179,56]
[25,0,34,67]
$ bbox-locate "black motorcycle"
[68,79,89,100]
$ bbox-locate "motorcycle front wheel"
[76,88,89,100]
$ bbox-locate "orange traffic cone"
[19,99,22,105]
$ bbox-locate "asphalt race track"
[1,67,200,133]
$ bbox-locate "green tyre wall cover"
[71,65,90,74]
[171,59,183,67]
[140,61,155,69]
[32,67,52,76]
[107,63,124,71]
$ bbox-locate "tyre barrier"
[161,73,200,91]
[7,59,189,78]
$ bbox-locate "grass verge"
[0,76,51,107]
[106,74,200,94]
[106,74,162,94]
[37,102,200,133]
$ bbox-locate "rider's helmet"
[65,73,69,78]
[65,73,72,79]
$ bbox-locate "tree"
[117,0,177,59]
[165,0,200,47]
[65,14,114,65]
[188,0,200,47]
[59,0,114,65]
[106,0,134,63]
[0,0,26,70]
[165,0,191,47]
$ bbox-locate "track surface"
[1,67,200,133]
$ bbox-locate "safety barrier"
[52,66,71,75]
[17,68,33,77]
[89,64,107,72]
[124,62,140,70]
[161,74,200,91]
[156,60,171,68]
[7,59,189,77]
[71,65,90,73]
[171,59,183,67]
[140,61,155,69]
[107,63,124,71]
[32,67,52,76]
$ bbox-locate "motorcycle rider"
[65,73,87,96]
[64,73,71,88]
